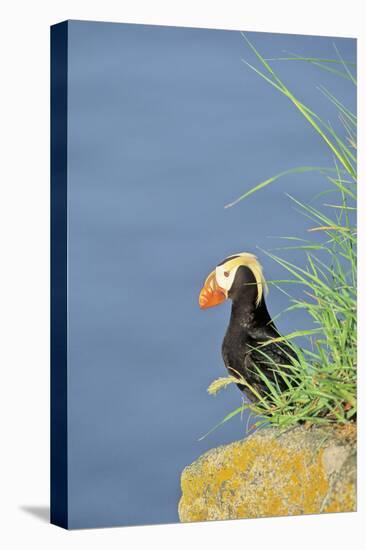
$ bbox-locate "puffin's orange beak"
[199,273,227,309]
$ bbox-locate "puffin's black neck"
[226,264,278,338]
[229,291,277,337]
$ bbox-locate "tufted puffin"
[199,253,297,402]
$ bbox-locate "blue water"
[65,20,356,528]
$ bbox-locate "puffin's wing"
[250,319,298,365]
[244,332,298,395]
[250,339,296,368]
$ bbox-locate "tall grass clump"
[203,35,356,438]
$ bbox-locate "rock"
[178,424,356,522]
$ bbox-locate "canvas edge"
[50,20,69,530]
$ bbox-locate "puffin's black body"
[221,265,297,401]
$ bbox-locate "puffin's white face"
[199,253,267,309]
[215,264,240,294]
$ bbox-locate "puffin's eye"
[224,271,230,277]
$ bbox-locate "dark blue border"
[50,20,68,529]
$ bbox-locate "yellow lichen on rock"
[178,425,356,522]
